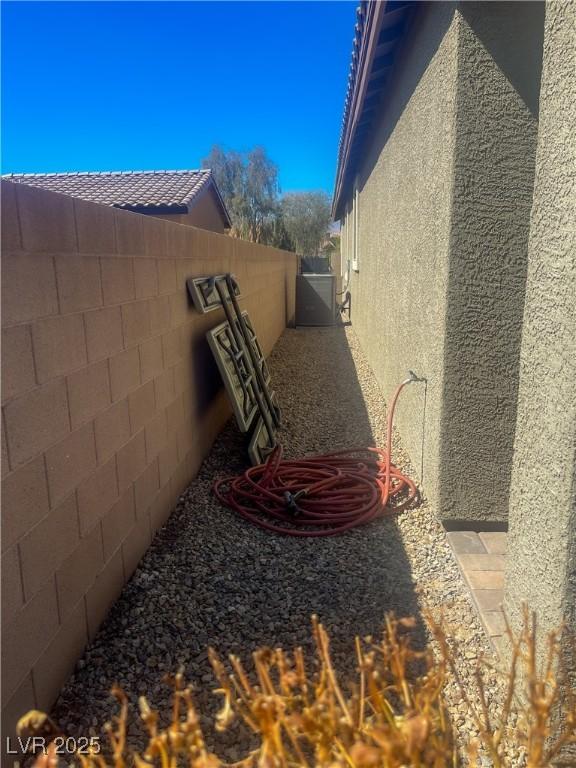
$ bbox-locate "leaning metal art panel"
[206,316,259,432]
[248,391,279,465]
[234,311,279,425]
[196,273,281,462]
[235,313,271,385]
[186,274,241,314]
[206,309,278,434]
[218,275,280,432]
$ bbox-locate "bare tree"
[281,191,332,256]
[202,145,282,244]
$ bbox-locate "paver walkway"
[447,531,508,652]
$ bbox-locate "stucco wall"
[348,2,459,510]
[503,2,575,759]
[0,180,296,742]
[152,187,228,233]
[440,1,544,523]
[346,1,544,523]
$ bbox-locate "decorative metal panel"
[186,274,241,314]
[206,299,280,464]
[206,316,258,431]
[248,392,279,465]
[234,312,271,385]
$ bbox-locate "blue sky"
[1,1,356,194]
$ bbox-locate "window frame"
[352,183,360,272]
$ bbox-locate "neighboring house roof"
[332,1,415,219]
[3,169,232,227]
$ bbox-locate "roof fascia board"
[333,0,388,219]
[206,177,233,229]
[116,203,188,215]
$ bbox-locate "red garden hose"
[213,377,419,536]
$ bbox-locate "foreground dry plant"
[23,611,576,768]
[430,607,576,766]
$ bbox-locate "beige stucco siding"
[349,2,460,508]
[152,188,227,233]
[440,1,544,523]
[503,3,575,753]
[346,1,544,522]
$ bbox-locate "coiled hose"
[213,377,419,536]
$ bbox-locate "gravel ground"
[53,326,510,763]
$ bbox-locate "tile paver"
[446,531,487,554]
[479,531,507,554]
[457,553,506,571]
[473,589,504,611]
[482,610,507,637]
[465,569,505,591]
[446,530,508,653]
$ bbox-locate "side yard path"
[53,326,504,760]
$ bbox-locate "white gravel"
[52,326,507,762]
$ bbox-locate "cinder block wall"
[0,180,297,736]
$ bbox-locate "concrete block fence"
[0,180,297,739]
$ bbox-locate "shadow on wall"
[188,312,229,418]
[460,1,544,119]
[361,3,455,183]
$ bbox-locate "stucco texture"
[503,2,576,757]
[347,2,459,512]
[153,187,228,233]
[439,1,544,524]
[346,1,544,523]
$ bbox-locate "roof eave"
[115,203,189,215]
[332,1,414,221]
[204,174,233,229]
[332,1,387,220]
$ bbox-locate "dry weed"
[21,610,576,767]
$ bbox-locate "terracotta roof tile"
[3,169,231,225]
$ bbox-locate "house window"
[345,208,351,275]
[352,184,360,272]
[340,217,346,277]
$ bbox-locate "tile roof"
[3,169,231,225]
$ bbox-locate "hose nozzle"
[405,370,427,384]
[284,489,307,517]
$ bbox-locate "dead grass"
[21,609,576,767]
